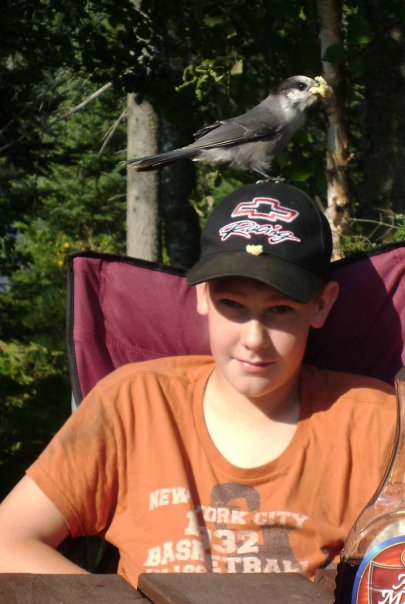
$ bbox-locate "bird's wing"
[190,111,282,151]
[193,122,222,139]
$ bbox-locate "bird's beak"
[309,76,333,99]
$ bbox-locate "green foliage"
[394,219,405,242]
[0,3,128,492]
[341,211,405,255]
[0,340,61,387]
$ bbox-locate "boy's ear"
[310,281,340,329]
[195,283,209,316]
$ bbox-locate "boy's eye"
[267,305,293,315]
[219,298,243,309]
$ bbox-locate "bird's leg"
[253,169,285,184]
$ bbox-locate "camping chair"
[64,241,405,570]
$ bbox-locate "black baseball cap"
[186,182,333,303]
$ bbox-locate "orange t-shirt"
[27,356,396,587]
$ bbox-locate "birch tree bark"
[317,0,351,258]
[126,93,159,260]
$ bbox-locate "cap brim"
[186,251,327,303]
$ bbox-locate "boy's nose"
[242,319,271,351]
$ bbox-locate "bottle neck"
[342,369,405,561]
[379,373,405,494]
[386,378,405,492]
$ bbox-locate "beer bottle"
[334,367,405,604]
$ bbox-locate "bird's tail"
[124,147,196,171]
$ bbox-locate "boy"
[0,182,396,587]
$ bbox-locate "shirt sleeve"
[27,382,120,538]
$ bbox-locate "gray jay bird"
[125,75,332,180]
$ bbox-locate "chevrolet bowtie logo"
[231,197,299,223]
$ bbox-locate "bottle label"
[353,536,405,604]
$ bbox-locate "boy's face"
[196,276,338,406]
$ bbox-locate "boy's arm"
[0,475,89,574]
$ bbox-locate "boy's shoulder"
[301,364,395,410]
[301,366,397,452]
[96,355,214,391]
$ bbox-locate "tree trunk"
[316,0,351,259]
[159,118,200,269]
[126,95,159,261]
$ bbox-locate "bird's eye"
[297,82,306,91]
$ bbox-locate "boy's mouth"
[237,359,274,371]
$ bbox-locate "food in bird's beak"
[309,76,333,99]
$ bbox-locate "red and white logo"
[231,197,299,223]
[354,537,405,604]
[219,196,301,246]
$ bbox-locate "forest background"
[1,0,404,498]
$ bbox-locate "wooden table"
[0,571,335,604]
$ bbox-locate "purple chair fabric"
[305,243,405,383]
[67,243,405,405]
